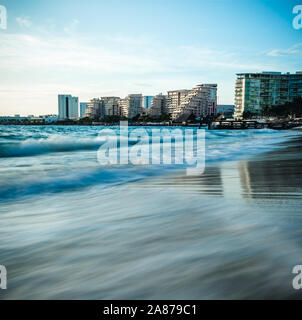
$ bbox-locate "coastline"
[1,119,302,131]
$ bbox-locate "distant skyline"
[0,0,301,116]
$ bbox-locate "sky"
[0,0,301,116]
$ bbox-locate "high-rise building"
[58,95,79,120]
[142,96,154,109]
[118,94,143,118]
[234,71,302,118]
[166,90,190,117]
[80,102,89,118]
[84,97,121,119]
[180,84,217,118]
[148,94,168,117]
[102,97,120,116]
[84,98,104,119]
[167,84,217,120]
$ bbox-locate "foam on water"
[0,126,301,201]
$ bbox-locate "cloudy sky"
[0,0,301,116]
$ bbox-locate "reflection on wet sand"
[133,166,224,196]
[135,137,302,203]
[239,139,302,200]
[239,159,302,200]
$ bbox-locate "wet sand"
[126,135,302,299]
[136,135,302,200]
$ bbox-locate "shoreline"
[1,119,302,130]
[134,132,302,199]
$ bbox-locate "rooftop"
[237,71,302,76]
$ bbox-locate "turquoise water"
[0,125,297,200]
[1,125,302,299]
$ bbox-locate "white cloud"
[16,16,32,28]
[0,30,275,77]
[0,29,281,115]
[267,43,302,57]
[0,33,161,74]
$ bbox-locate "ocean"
[1,125,302,299]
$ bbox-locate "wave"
[0,128,299,161]
[0,167,156,201]
[0,136,104,158]
[0,134,170,158]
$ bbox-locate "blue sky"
[0,0,301,115]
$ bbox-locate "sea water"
[0,125,302,299]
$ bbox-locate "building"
[217,105,235,118]
[102,97,120,116]
[83,97,121,119]
[234,71,302,118]
[43,115,58,123]
[36,114,58,123]
[80,103,89,118]
[0,115,30,124]
[142,96,154,109]
[58,94,79,120]
[84,98,104,119]
[168,84,217,120]
[148,94,168,117]
[27,117,45,124]
[117,99,127,118]
[27,115,59,124]
[118,94,143,118]
[166,89,190,117]
[0,114,59,124]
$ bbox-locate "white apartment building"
[118,94,143,118]
[167,84,217,120]
[58,94,79,120]
[84,98,104,119]
[166,90,190,118]
[84,97,121,119]
[102,97,120,116]
[148,94,168,117]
